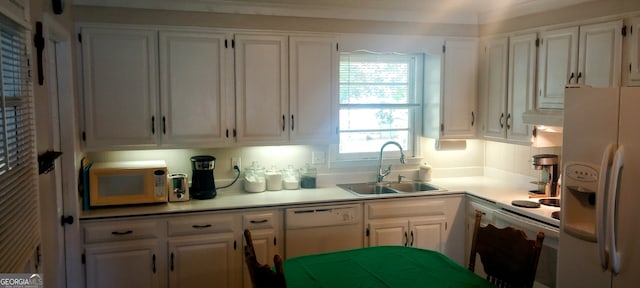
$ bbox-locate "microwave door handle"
[608,145,624,274]
[597,144,615,270]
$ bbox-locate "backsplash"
[85,139,560,185]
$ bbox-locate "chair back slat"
[469,211,544,288]
[244,229,286,288]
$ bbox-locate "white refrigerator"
[558,87,640,287]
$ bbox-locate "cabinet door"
[627,17,640,85]
[289,35,339,144]
[480,37,509,139]
[507,33,536,142]
[234,33,289,145]
[442,39,478,138]
[168,234,238,288]
[538,26,579,109]
[367,219,409,247]
[159,30,230,147]
[410,216,446,251]
[81,27,158,150]
[85,240,163,288]
[578,20,622,87]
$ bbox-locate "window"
[338,52,422,159]
[0,11,38,272]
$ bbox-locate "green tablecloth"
[284,246,493,288]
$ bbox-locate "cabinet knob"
[60,215,74,226]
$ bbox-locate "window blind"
[0,13,38,272]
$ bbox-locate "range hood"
[522,109,563,127]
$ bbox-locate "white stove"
[495,197,560,228]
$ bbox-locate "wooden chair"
[244,229,286,288]
[468,210,545,288]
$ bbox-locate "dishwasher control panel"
[285,204,362,229]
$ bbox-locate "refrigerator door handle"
[597,144,615,270]
[608,145,624,274]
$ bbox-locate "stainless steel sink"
[387,182,441,192]
[337,181,445,196]
[336,183,397,195]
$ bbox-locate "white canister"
[418,163,432,182]
[265,166,283,191]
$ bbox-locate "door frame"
[41,13,84,288]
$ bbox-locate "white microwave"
[88,160,168,207]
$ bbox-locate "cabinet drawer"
[367,199,446,219]
[168,214,234,236]
[83,220,160,244]
[243,212,276,230]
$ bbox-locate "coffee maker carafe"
[532,154,559,197]
[190,155,216,199]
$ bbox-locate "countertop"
[80,176,560,227]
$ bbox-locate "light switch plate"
[311,151,325,164]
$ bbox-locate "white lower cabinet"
[82,213,246,288]
[82,219,166,288]
[365,196,464,263]
[85,240,164,288]
[167,214,241,288]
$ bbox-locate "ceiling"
[73,0,599,24]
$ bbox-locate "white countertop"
[80,176,560,227]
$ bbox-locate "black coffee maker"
[190,155,216,199]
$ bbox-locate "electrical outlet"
[311,151,325,164]
[231,157,241,170]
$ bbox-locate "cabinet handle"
[282,114,285,131]
[577,72,583,82]
[291,114,294,131]
[151,116,155,134]
[152,254,156,273]
[499,113,504,129]
[404,231,408,246]
[192,224,212,229]
[506,113,511,130]
[410,231,414,246]
[226,129,229,138]
[170,252,174,271]
[162,116,166,134]
[250,219,268,224]
[111,230,133,236]
[568,72,575,83]
[471,112,475,126]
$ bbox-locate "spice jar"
[282,165,300,190]
[244,162,266,192]
[300,164,317,188]
[265,165,283,191]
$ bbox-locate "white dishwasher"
[285,204,363,258]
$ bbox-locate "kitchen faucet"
[377,141,406,183]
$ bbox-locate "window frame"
[333,50,424,162]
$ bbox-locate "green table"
[284,246,493,288]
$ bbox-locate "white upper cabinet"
[235,33,338,145]
[234,33,289,145]
[289,35,339,144]
[537,26,578,109]
[441,39,478,138]
[538,20,622,109]
[506,33,536,142]
[159,30,231,147]
[81,27,159,150]
[480,36,509,140]
[577,21,622,87]
[623,17,640,86]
